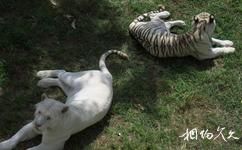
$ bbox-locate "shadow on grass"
[130,37,216,72]
[65,113,111,149]
[110,37,216,119]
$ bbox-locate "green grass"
[0,0,241,149]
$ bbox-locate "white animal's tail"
[99,50,128,76]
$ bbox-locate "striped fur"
[128,6,233,60]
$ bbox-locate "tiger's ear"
[193,16,199,23]
[61,106,69,114]
[209,14,215,23]
[41,93,48,100]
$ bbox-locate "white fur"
[0,50,128,150]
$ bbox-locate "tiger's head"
[192,12,216,37]
[33,94,69,131]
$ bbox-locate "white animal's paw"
[225,47,235,53]
[37,79,49,88]
[0,139,15,150]
[36,71,49,78]
[222,40,233,47]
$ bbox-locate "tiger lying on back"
[129,5,235,60]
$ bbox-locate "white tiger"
[129,5,235,60]
[0,50,128,150]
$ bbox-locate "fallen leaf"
[71,19,77,29]
[64,14,73,20]
[49,0,58,6]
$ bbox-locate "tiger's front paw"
[222,40,233,47]
[224,47,235,53]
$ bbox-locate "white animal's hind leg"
[37,78,71,96]
[151,11,170,20]
[212,38,234,47]
[165,20,186,29]
[37,70,65,79]
[0,122,39,150]
[58,72,84,88]
[37,78,60,88]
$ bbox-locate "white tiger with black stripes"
[129,5,235,60]
[0,50,128,150]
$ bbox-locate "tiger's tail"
[99,50,128,76]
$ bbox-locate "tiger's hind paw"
[177,20,186,26]
[158,4,166,12]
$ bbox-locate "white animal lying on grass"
[0,50,128,150]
